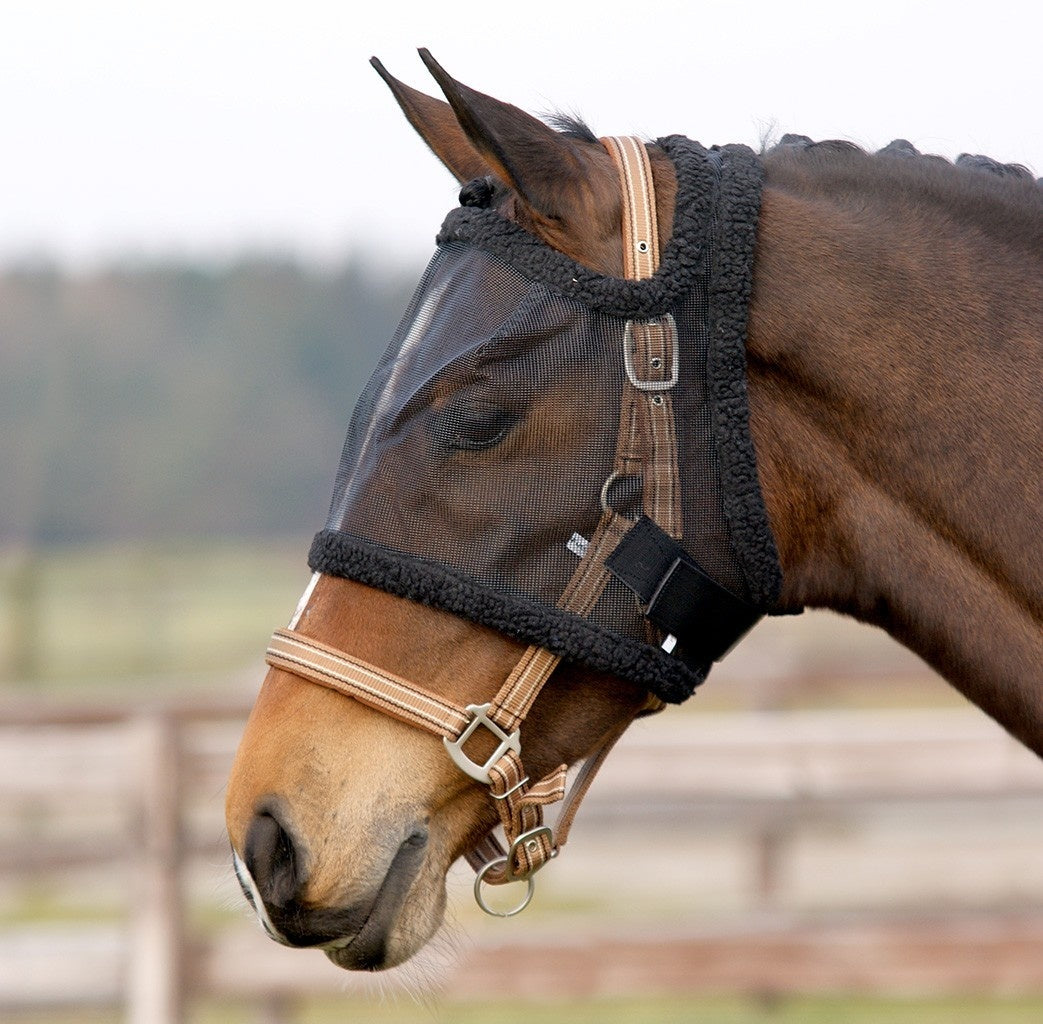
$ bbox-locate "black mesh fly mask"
[306,134,782,701]
[266,134,785,913]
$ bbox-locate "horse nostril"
[244,809,306,909]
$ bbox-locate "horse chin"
[322,914,439,972]
[321,875,447,972]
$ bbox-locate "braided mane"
[769,133,1039,185]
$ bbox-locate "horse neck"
[744,156,1043,750]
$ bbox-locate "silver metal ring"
[473,858,535,917]
[599,471,622,514]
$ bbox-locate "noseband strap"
[266,628,471,737]
[266,137,673,914]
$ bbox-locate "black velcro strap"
[605,516,762,667]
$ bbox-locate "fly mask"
[265,134,785,914]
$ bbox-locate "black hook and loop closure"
[606,516,761,668]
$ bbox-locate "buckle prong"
[443,703,521,784]
[491,776,530,801]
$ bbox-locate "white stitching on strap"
[266,629,470,737]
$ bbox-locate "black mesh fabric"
[309,137,783,703]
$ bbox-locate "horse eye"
[442,404,517,451]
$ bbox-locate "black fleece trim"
[436,137,718,319]
[310,137,789,702]
[700,142,784,607]
[437,136,782,609]
[308,530,706,704]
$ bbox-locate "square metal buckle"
[443,703,521,784]
[506,825,557,882]
[623,315,679,391]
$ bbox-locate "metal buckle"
[443,703,521,784]
[471,826,556,917]
[505,825,556,882]
[623,315,679,391]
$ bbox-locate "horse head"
[225,52,676,970]
[226,52,1042,972]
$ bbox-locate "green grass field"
[0,538,311,690]
[0,538,953,712]
[283,994,1043,1024]
[15,994,1043,1024]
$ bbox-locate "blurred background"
[2,2,1041,1022]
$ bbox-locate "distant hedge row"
[0,259,418,543]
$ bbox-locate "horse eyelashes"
[436,403,519,452]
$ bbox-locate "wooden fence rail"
[2,697,1043,1021]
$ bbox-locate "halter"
[265,137,750,915]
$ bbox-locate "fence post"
[754,817,789,910]
[6,547,42,682]
[127,710,185,1024]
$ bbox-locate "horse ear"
[370,57,492,184]
[417,49,593,224]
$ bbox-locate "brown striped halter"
[265,137,675,916]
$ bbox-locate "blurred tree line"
[0,258,420,544]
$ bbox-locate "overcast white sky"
[2,0,1039,269]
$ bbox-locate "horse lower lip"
[323,831,428,970]
[321,900,399,971]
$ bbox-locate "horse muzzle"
[232,805,433,970]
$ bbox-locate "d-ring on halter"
[264,136,675,915]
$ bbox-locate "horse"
[225,50,1042,972]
